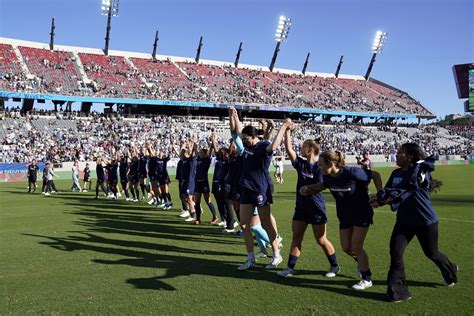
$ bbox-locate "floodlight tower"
[101,0,120,56]
[49,17,55,51]
[364,31,388,80]
[152,31,159,60]
[269,16,291,72]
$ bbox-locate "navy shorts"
[240,187,272,207]
[212,182,223,194]
[108,178,118,186]
[293,206,328,225]
[97,177,105,184]
[128,175,139,184]
[195,180,210,194]
[139,171,147,179]
[148,174,158,182]
[120,176,128,184]
[28,176,37,183]
[181,180,195,196]
[339,216,373,230]
[158,176,170,186]
[225,184,241,201]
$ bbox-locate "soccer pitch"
[1,165,473,315]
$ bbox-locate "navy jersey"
[96,164,105,180]
[240,140,272,193]
[176,159,183,180]
[27,164,39,178]
[226,155,242,187]
[196,157,212,181]
[138,155,148,173]
[385,168,438,226]
[148,156,158,177]
[107,163,118,180]
[83,167,91,180]
[119,161,128,178]
[323,166,373,223]
[292,156,326,212]
[181,157,197,181]
[129,160,139,176]
[213,157,228,183]
[157,156,170,177]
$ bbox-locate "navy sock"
[124,189,130,199]
[135,189,140,200]
[96,187,99,197]
[131,189,136,200]
[166,192,172,202]
[288,255,299,269]
[361,269,372,281]
[195,203,202,221]
[327,253,338,267]
[207,202,217,219]
[140,184,146,196]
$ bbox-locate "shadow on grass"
[22,189,440,301]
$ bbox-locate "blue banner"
[0,90,417,119]
[0,163,45,174]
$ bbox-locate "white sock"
[273,250,281,259]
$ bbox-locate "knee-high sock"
[206,202,217,219]
[140,184,146,196]
[124,188,130,199]
[131,188,136,200]
[251,223,271,250]
[195,203,202,221]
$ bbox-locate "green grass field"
[1,165,473,315]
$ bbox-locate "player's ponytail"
[320,150,345,168]
[303,139,321,155]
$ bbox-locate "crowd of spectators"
[0,43,432,116]
[0,109,471,164]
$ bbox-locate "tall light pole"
[364,31,388,80]
[269,16,291,72]
[49,17,55,51]
[102,0,120,56]
[152,30,159,60]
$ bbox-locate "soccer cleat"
[83,190,88,192]
[238,260,256,271]
[265,256,283,269]
[179,210,190,218]
[234,230,244,237]
[352,280,373,290]
[325,265,341,278]
[125,198,130,202]
[255,251,269,259]
[44,192,51,196]
[192,220,201,225]
[147,199,155,205]
[222,228,235,234]
[184,216,196,222]
[388,296,412,303]
[217,221,226,227]
[277,268,294,277]
[210,218,219,225]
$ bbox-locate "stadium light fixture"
[102,0,120,56]
[270,16,292,72]
[365,30,388,80]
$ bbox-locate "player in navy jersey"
[193,134,219,225]
[277,124,340,278]
[119,153,131,201]
[106,154,119,199]
[210,134,230,228]
[176,146,191,218]
[371,143,458,302]
[82,163,91,192]
[229,107,289,271]
[27,159,40,193]
[95,157,108,199]
[300,150,382,290]
[146,143,161,206]
[128,150,140,202]
[138,148,149,200]
[180,138,197,222]
[223,140,242,233]
[156,148,172,210]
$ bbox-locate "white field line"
[277,198,474,224]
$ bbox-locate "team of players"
[25,108,458,301]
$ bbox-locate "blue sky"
[0,0,472,118]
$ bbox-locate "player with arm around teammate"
[300,150,383,290]
[277,121,340,278]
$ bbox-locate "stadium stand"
[0,38,432,116]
